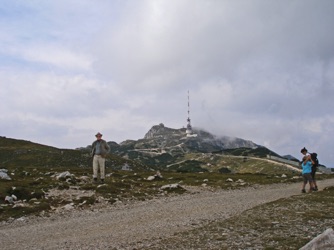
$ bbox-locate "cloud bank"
[1,0,333,167]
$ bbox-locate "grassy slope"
[1,137,332,232]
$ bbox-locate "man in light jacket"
[91,132,110,183]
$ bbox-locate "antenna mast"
[186,90,193,136]
[187,90,191,123]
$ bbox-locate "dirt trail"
[0,179,333,250]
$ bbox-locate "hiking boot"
[312,187,318,191]
[93,178,98,183]
[301,189,306,193]
[101,179,104,183]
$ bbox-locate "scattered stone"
[55,171,74,180]
[154,171,163,179]
[97,184,107,189]
[0,169,12,180]
[147,176,155,181]
[11,194,17,201]
[226,178,234,182]
[16,217,26,222]
[281,174,287,178]
[147,171,163,181]
[5,196,14,204]
[78,200,87,206]
[5,194,17,204]
[13,203,28,208]
[63,203,75,210]
[160,184,181,190]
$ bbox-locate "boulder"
[300,228,334,250]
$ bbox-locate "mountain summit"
[110,124,259,167]
[143,123,258,151]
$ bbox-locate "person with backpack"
[300,147,318,191]
[300,155,316,193]
[310,152,319,191]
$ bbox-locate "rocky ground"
[0,179,333,250]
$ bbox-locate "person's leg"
[92,155,99,181]
[98,156,106,182]
[302,175,307,193]
[306,174,314,192]
[311,169,318,190]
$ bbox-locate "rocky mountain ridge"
[105,123,276,170]
[115,123,258,151]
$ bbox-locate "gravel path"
[1,179,333,249]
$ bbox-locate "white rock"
[300,228,334,250]
[226,178,234,182]
[281,174,287,178]
[79,200,87,206]
[16,217,26,222]
[13,203,27,208]
[147,176,155,181]
[5,196,14,204]
[56,171,73,180]
[97,184,107,188]
[63,204,74,210]
[161,184,180,190]
[0,169,11,180]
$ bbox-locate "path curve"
[0,179,333,249]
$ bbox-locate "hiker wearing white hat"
[91,132,110,183]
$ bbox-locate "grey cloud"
[1,0,334,167]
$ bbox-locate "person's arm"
[303,154,311,164]
[91,142,96,157]
[102,140,110,155]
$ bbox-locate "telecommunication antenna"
[186,90,193,136]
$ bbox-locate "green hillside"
[0,136,147,171]
[0,136,332,222]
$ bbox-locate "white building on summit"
[186,91,197,137]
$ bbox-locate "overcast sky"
[1,0,333,167]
